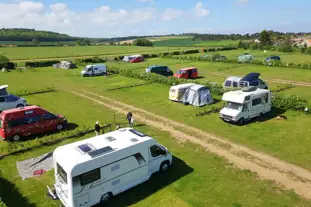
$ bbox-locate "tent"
[180,84,213,107]
[237,53,254,63]
[53,61,77,69]
[122,54,141,62]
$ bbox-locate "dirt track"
[70,89,311,200]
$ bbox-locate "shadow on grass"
[95,156,193,207]
[0,176,36,207]
[20,122,79,142]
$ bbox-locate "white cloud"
[194,2,210,17]
[162,8,184,21]
[50,3,67,13]
[19,1,44,13]
[237,0,248,4]
[137,0,153,2]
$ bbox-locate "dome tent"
[237,53,254,63]
[180,84,213,107]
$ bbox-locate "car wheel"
[100,192,112,203]
[16,104,24,108]
[11,134,21,142]
[56,124,63,130]
[238,118,244,126]
[159,161,170,172]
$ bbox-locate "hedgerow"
[0,199,7,207]
[14,85,55,96]
[271,93,308,110]
[25,60,60,68]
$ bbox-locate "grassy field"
[153,38,239,47]
[0,70,310,207]
[0,45,192,60]
[0,41,75,46]
[190,48,311,64]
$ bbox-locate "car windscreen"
[57,163,67,183]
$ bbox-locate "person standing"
[126,112,133,127]
[95,121,100,136]
[130,116,134,127]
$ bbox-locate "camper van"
[173,67,198,79]
[146,65,173,76]
[50,128,172,207]
[80,64,107,77]
[219,87,271,125]
[0,85,27,112]
[169,83,195,101]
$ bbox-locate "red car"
[173,67,198,79]
[0,105,67,141]
[130,56,144,63]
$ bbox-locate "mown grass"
[0,45,191,60]
[0,88,309,207]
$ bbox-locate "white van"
[219,87,271,125]
[169,83,195,101]
[80,64,107,77]
[0,85,27,112]
[50,128,172,207]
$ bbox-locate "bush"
[278,44,293,52]
[169,51,181,55]
[0,55,10,68]
[305,47,311,55]
[80,56,106,63]
[272,93,308,110]
[133,38,153,47]
[25,60,60,68]
[211,53,221,61]
[0,200,7,207]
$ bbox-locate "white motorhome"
[51,128,172,207]
[219,87,271,125]
[80,64,107,77]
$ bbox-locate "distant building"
[254,39,260,43]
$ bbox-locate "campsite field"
[153,38,238,47]
[189,48,311,64]
[0,45,192,60]
[0,69,310,207]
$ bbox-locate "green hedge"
[169,55,311,70]
[79,56,106,63]
[271,93,308,110]
[25,60,60,68]
[0,199,7,207]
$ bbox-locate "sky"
[0,0,310,38]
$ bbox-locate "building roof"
[222,88,269,104]
[1,105,39,115]
[54,128,154,172]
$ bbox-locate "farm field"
[1,71,310,207]
[0,45,192,60]
[189,48,311,64]
[153,38,238,47]
[0,41,75,46]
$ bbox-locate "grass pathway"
[69,89,311,201]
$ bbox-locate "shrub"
[305,47,311,55]
[80,56,106,63]
[169,51,181,55]
[211,53,221,61]
[25,60,60,68]
[0,200,7,207]
[271,93,308,110]
[133,38,153,47]
[0,55,9,69]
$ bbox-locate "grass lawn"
[153,38,238,47]
[0,46,192,60]
[0,88,309,207]
[189,49,311,64]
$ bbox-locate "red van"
[0,105,67,141]
[173,67,198,79]
[130,56,144,63]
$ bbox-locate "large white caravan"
[51,128,172,207]
[219,87,271,125]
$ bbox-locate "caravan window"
[150,145,166,157]
[80,169,101,186]
[252,98,262,106]
[57,163,67,183]
[0,97,5,103]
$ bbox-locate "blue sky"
[0,0,310,37]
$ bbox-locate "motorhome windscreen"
[225,102,243,111]
[129,129,147,137]
[57,163,67,183]
[224,81,231,87]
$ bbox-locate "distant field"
[0,45,191,60]
[118,35,192,44]
[189,49,311,64]
[153,38,239,47]
[0,41,75,46]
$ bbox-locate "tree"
[75,39,82,46]
[32,38,40,46]
[301,43,308,53]
[259,30,272,46]
[133,38,153,47]
[305,47,311,55]
[0,55,9,68]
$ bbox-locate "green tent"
[237,53,254,63]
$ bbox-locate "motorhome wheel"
[160,161,170,172]
[100,193,112,203]
[56,124,63,130]
[11,134,21,142]
[16,104,24,108]
[238,118,244,126]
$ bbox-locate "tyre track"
[69,89,311,200]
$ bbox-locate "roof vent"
[106,136,116,142]
[88,146,113,158]
[130,138,139,142]
[77,144,94,154]
[242,86,257,92]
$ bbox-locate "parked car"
[0,85,27,112]
[220,87,271,125]
[145,65,173,76]
[173,67,198,79]
[0,105,67,141]
[122,55,142,62]
[265,56,281,66]
[81,64,107,77]
[130,56,144,63]
[50,128,172,207]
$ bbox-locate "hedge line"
[0,200,6,207]
[108,67,308,111]
[168,55,311,70]
[14,86,55,96]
